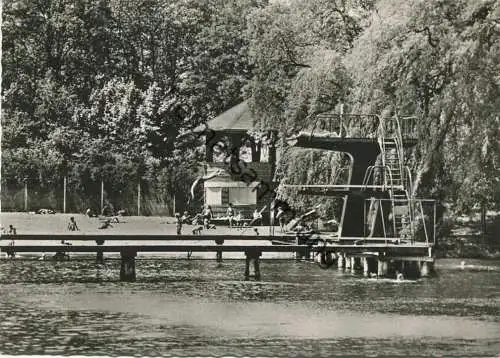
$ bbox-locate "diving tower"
[283,113,435,250]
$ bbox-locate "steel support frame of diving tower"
[287,136,381,237]
[286,127,417,239]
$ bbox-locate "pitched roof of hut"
[205,101,254,131]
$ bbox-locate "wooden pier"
[0,233,434,282]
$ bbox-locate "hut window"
[206,187,222,205]
[228,187,257,205]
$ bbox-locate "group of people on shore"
[172,199,325,236]
[175,205,217,235]
[225,203,265,229]
[273,204,322,234]
[174,203,266,235]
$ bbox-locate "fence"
[0,176,199,216]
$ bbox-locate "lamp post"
[63,176,67,213]
[24,177,28,212]
[101,179,104,214]
[137,181,141,216]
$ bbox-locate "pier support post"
[362,257,369,276]
[254,256,261,280]
[350,257,357,273]
[377,259,388,277]
[215,238,224,263]
[419,261,434,277]
[345,255,351,270]
[120,248,137,282]
[95,238,105,264]
[295,235,310,260]
[401,260,420,279]
[96,249,104,264]
[337,253,345,269]
[363,257,378,277]
[245,250,262,280]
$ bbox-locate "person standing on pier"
[226,203,235,228]
[249,206,265,227]
[6,225,17,258]
[8,225,17,235]
[202,205,213,229]
[276,207,286,232]
[67,217,79,231]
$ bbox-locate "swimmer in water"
[396,270,404,281]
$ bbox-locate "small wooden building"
[203,101,277,220]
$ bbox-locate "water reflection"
[0,258,499,356]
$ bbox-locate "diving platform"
[281,184,405,197]
[286,134,417,150]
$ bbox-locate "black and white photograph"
[1,0,499,357]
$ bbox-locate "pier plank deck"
[0,233,429,243]
[1,243,431,255]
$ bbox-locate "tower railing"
[292,112,417,143]
[363,198,435,243]
[298,113,380,139]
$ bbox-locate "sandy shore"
[0,212,295,259]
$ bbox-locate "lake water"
[0,258,499,357]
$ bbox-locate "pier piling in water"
[120,249,137,282]
[95,238,105,264]
[363,257,378,276]
[215,238,224,263]
[345,255,351,270]
[377,259,389,277]
[295,235,311,260]
[245,250,262,280]
[400,260,420,279]
[337,253,345,269]
[353,257,362,272]
[350,257,356,273]
[419,260,434,277]
[362,257,369,275]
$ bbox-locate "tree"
[244,0,373,129]
[244,0,372,213]
[346,0,500,211]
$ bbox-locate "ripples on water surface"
[0,258,499,357]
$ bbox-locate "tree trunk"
[481,203,487,247]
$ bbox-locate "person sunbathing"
[181,211,192,224]
[233,211,243,227]
[98,220,113,230]
[249,206,267,227]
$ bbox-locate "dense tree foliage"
[2,0,498,216]
[347,0,500,211]
[245,0,499,215]
[2,0,263,214]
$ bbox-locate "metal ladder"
[378,117,415,240]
